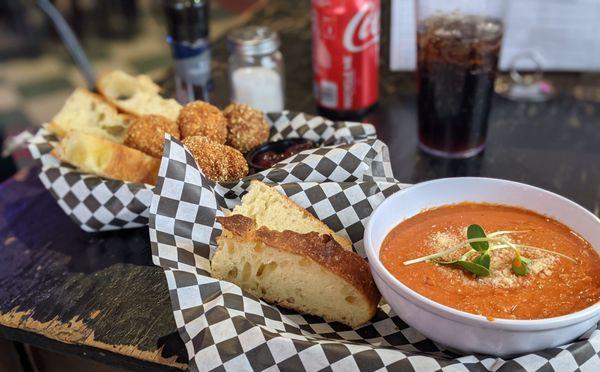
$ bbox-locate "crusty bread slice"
[231,180,353,251]
[97,70,181,121]
[48,88,131,143]
[213,215,380,328]
[53,132,160,185]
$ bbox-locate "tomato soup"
[379,203,600,320]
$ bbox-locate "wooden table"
[0,167,187,371]
[1,0,600,370]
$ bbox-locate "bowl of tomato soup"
[364,177,600,357]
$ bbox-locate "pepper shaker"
[163,0,212,103]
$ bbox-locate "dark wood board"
[0,168,187,370]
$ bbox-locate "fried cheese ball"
[124,114,180,158]
[177,101,227,143]
[223,103,270,153]
[182,135,248,182]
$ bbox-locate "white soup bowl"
[364,177,600,357]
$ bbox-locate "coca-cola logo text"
[343,3,380,53]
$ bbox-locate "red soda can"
[312,0,380,120]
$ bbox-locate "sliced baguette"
[53,132,160,185]
[231,180,353,251]
[97,70,181,121]
[213,214,380,328]
[48,88,131,143]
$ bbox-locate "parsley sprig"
[403,224,576,277]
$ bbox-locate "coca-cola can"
[312,0,380,120]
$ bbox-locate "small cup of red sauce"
[246,138,317,172]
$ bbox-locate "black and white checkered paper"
[28,126,153,231]
[149,133,600,371]
[27,111,377,231]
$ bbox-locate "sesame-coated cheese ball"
[177,101,227,143]
[182,135,248,182]
[223,103,270,153]
[124,114,180,158]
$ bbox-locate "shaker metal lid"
[227,26,280,56]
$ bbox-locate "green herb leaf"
[434,257,490,277]
[458,260,490,277]
[512,255,530,276]
[473,253,491,270]
[467,224,489,252]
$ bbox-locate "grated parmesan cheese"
[425,227,559,289]
[428,230,461,250]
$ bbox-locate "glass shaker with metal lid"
[227,26,285,112]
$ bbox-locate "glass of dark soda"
[416,1,505,158]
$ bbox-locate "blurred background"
[0,0,265,176]
[1,0,600,179]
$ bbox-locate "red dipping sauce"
[253,142,314,169]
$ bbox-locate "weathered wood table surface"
[1,0,599,370]
[0,167,187,371]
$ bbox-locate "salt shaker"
[227,26,284,112]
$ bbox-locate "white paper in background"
[389,0,416,72]
[389,0,600,72]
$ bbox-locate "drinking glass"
[416,0,506,158]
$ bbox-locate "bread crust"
[217,214,381,313]
[54,132,160,185]
[102,141,160,185]
[245,180,354,251]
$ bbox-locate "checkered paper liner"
[27,111,377,231]
[27,126,153,231]
[149,136,600,372]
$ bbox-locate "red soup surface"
[379,203,600,320]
